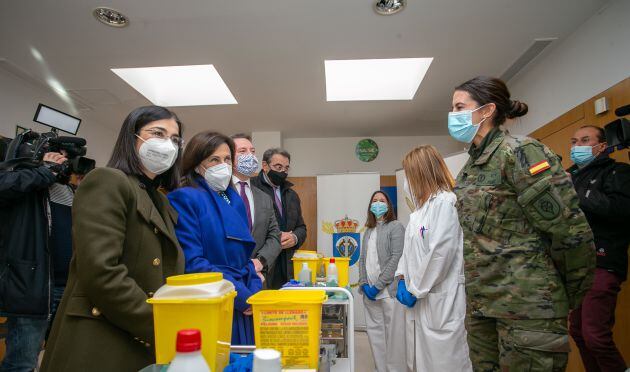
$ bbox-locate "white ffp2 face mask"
[136,136,178,175]
[200,162,232,191]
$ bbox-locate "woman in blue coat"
[168,131,262,345]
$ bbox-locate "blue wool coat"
[168,177,262,345]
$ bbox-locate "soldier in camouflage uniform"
[449,76,595,372]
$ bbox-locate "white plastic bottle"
[167,329,211,372]
[298,262,312,286]
[327,258,338,286]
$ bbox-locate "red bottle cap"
[329,258,335,264]
[176,329,202,352]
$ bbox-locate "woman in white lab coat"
[357,190,407,372]
[396,145,472,372]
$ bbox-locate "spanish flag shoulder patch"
[529,160,551,175]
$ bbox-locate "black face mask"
[267,169,288,186]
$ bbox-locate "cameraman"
[568,125,630,372]
[0,151,68,372]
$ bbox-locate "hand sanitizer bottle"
[327,258,338,287]
[167,329,211,372]
[298,262,312,286]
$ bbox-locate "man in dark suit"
[231,134,281,286]
[252,147,307,289]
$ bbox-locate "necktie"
[274,186,283,217]
[238,181,253,231]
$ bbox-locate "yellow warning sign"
[259,310,311,367]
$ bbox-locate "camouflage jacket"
[454,128,595,319]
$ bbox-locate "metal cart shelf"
[280,287,355,372]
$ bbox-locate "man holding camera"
[567,125,630,372]
[0,151,74,372]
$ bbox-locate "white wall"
[510,0,630,135]
[0,69,116,165]
[252,131,283,158]
[284,135,464,177]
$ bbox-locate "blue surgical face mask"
[235,153,259,177]
[448,105,488,143]
[571,145,596,166]
[370,201,388,218]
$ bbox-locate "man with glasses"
[252,148,307,289]
[567,125,630,372]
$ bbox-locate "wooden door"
[287,176,317,252]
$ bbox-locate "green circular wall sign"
[355,139,379,162]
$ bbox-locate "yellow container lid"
[292,250,321,260]
[147,273,235,304]
[322,257,351,262]
[166,273,223,286]
[291,257,320,261]
[247,290,327,305]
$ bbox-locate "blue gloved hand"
[361,284,374,300]
[396,280,417,308]
[224,353,253,372]
[362,284,379,300]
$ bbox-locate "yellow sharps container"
[147,273,236,371]
[291,250,322,284]
[322,257,351,287]
[247,290,327,369]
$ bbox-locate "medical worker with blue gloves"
[396,145,472,372]
[358,190,407,372]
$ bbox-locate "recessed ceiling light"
[111,64,237,107]
[374,0,406,15]
[324,58,433,101]
[93,7,129,28]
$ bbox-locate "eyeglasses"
[141,128,184,147]
[270,163,290,172]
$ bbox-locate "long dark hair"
[107,105,183,191]
[365,190,396,228]
[181,131,235,187]
[455,76,528,126]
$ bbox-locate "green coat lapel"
[131,177,179,248]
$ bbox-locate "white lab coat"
[396,191,472,372]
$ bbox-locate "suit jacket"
[41,167,185,372]
[251,172,307,288]
[250,185,281,270]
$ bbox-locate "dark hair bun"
[507,100,528,119]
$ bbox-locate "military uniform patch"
[476,170,502,186]
[529,160,551,175]
[533,192,560,220]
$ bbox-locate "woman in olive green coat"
[41,106,185,372]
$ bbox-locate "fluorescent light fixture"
[33,104,82,134]
[325,58,433,101]
[111,64,237,106]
